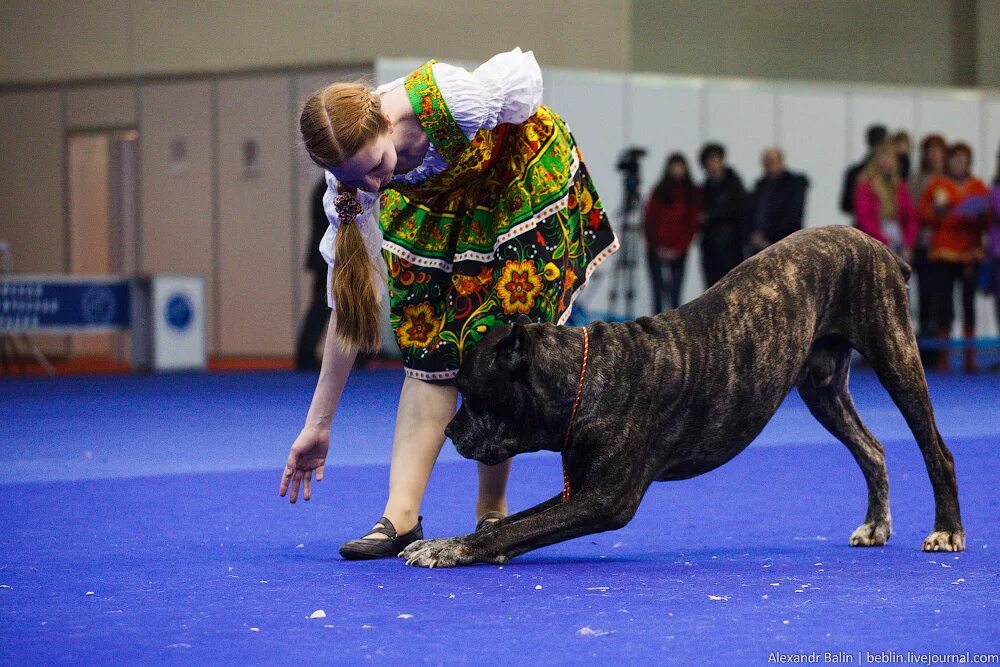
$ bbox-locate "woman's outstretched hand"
[280,426,330,503]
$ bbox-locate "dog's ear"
[496,322,533,375]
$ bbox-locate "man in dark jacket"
[699,143,747,288]
[839,124,887,215]
[294,177,331,370]
[748,148,810,252]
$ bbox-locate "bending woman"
[280,49,619,559]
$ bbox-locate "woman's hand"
[279,426,330,503]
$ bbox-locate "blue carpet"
[1,369,998,665]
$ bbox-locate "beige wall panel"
[0,1,132,84]
[66,83,138,129]
[139,80,216,352]
[292,68,372,328]
[0,90,64,274]
[0,90,66,355]
[2,1,629,84]
[632,0,954,86]
[217,74,294,355]
[976,0,1000,88]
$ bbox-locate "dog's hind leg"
[859,316,965,552]
[798,340,892,547]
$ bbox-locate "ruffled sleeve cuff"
[319,170,384,309]
[434,47,544,138]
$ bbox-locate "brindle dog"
[401,226,965,567]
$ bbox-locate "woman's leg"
[961,262,979,373]
[366,377,458,538]
[476,459,512,519]
[646,249,665,315]
[668,255,687,310]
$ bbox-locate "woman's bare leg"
[364,377,457,538]
[476,460,512,520]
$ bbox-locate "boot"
[934,329,950,374]
[963,328,980,374]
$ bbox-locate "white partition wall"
[778,87,849,229]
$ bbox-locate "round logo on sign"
[82,286,116,324]
[165,293,193,332]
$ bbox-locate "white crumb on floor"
[707,595,729,601]
[295,544,304,549]
[167,643,192,649]
[260,580,268,584]
[361,624,374,629]
[793,536,828,541]
[0,585,11,589]
[586,587,609,591]
[323,625,333,629]
[309,610,326,619]
[86,591,94,596]
[951,579,965,585]
[398,614,413,619]
[448,594,455,599]
[770,583,780,587]
[535,585,543,590]
[250,628,259,632]
[612,542,623,548]
[782,620,790,625]
[577,626,611,637]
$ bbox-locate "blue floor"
[1,368,998,665]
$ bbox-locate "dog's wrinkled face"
[446,323,560,465]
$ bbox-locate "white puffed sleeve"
[433,47,544,139]
[319,170,384,309]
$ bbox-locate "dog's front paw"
[849,520,892,547]
[400,538,473,568]
[922,530,965,552]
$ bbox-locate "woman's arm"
[281,313,358,503]
[898,183,918,250]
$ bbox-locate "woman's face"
[667,160,687,180]
[947,152,970,179]
[926,145,945,173]
[877,151,897,175]
[331,132,398,193]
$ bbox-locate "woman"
[919,142,990,374]
[912,134,948,344]
[854,141,917,259]
[642,153,701,313]
[282,49,619,559]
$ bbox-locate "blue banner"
[0,277,131,332]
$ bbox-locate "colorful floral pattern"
[379,61,618,379]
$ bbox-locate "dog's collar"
[562,326,589,503]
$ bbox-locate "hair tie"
[334,192,364,223]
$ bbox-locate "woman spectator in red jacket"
[919,142,990,373]
[643,153,702,313]
[854,141,918,261]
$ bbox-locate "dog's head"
[446,320,571,466]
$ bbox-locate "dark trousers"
[294,271,329,370]
[647,250,687,314]
[701,236,744,288]
[932,261,978,334]
[912,246,935,334]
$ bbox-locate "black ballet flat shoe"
[475,511,505,533]
[338,516,423,560]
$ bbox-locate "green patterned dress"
[325,56,618,382]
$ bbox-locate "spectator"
[854,141,917,259]
[747,147,809,253]
[294,177,333,370]
[988,146,1000,370]
[840,124,888,215]
[643,153,702,313]
[912,134,948,342]
[892,130,912,181]
[919,142,990,373]
[699,142,747,288]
